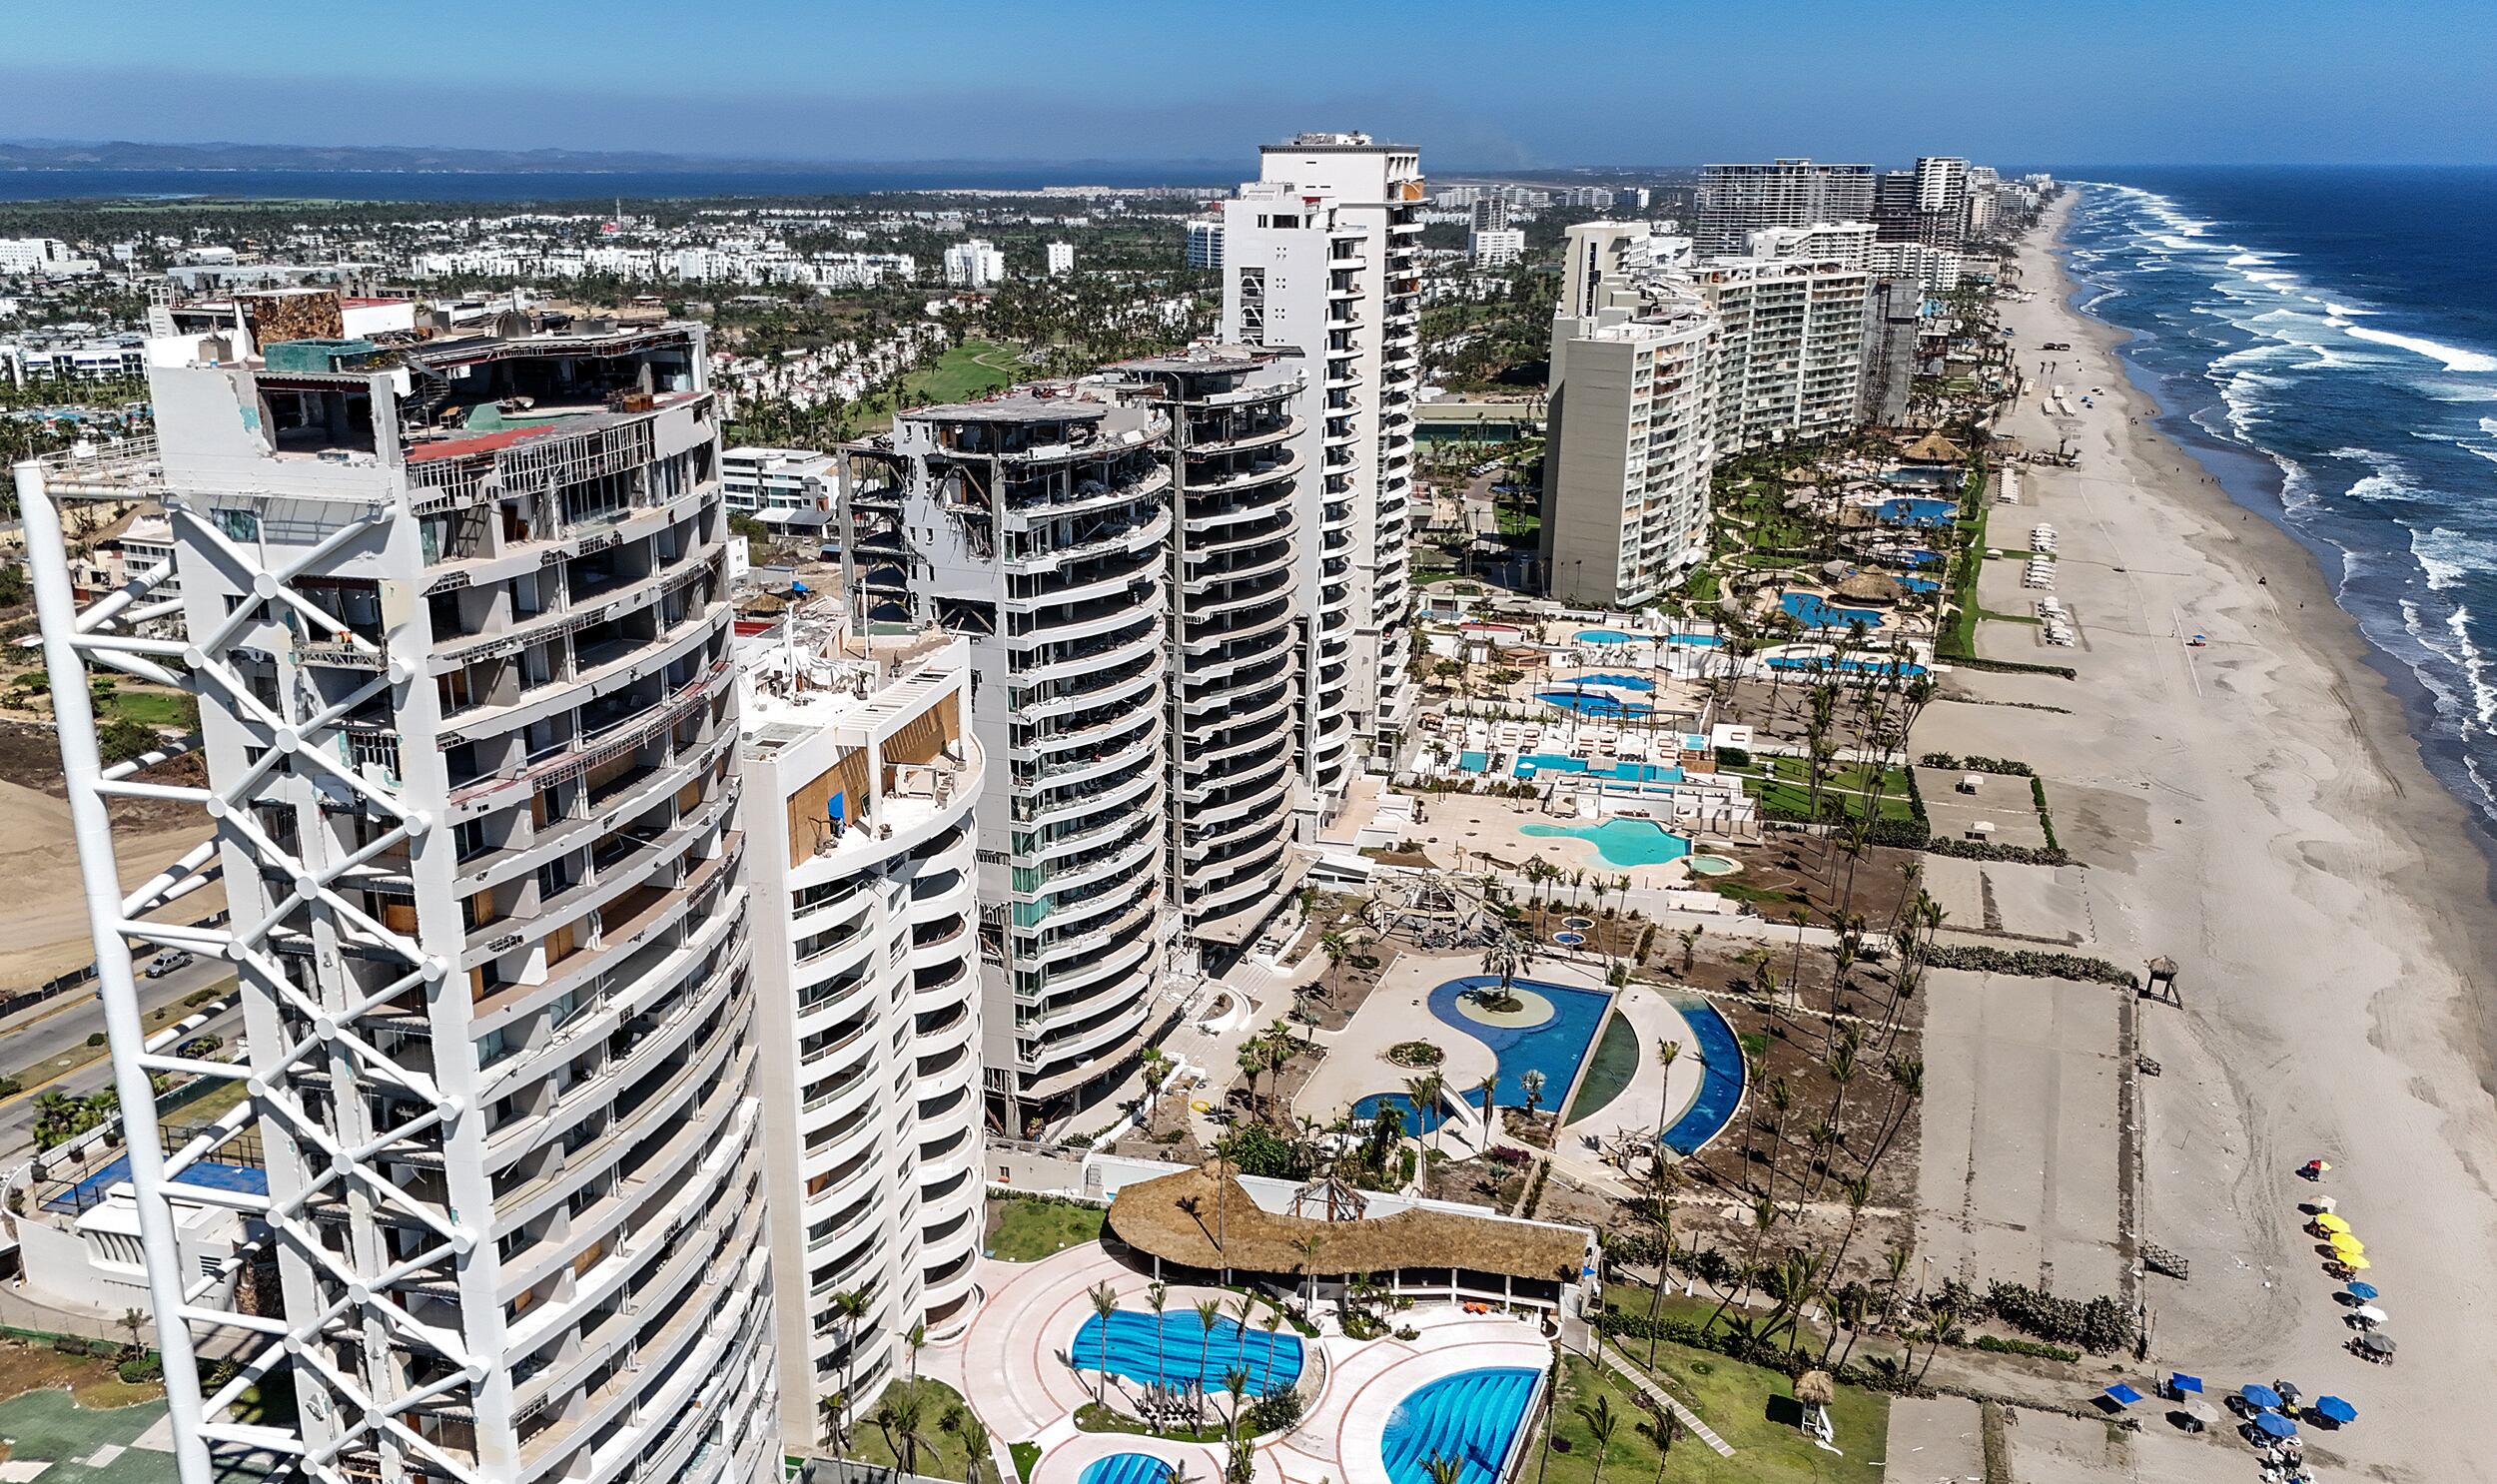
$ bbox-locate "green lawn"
[96,689,199,730]
[841,1377,985,1481]
[902,339,1026,405]
[1726,757,1917,823]
[983,1194,1105,1261]
[1532,1344,1889,1484]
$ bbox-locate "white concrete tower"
[840,394,1176,1131]
[1219,132,1425,824]
[23,305,779,1484]
[738,622,983,1436]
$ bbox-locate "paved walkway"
[930,1246,1557,1484]
[1591,1339,1737,1457]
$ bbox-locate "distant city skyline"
[4,0,2493,168]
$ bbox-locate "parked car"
[143,950,194,979]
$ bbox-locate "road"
[0,954,242,1162]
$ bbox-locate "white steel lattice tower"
[18,310,779,1484]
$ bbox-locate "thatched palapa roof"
[1901,431,1968,465]
[1834,573,1902,604]
[1106,1162,1586,1284]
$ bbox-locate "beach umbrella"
[2308,1195,2337,1213]
[2343,1280,2379,1301]
[2238,1384,2283,1411]
[2103,1382,2142,1408]
[2359,1332,2396,1355]
[2168,1372,2202,1396]
[2328,1233,2364,1256]
[2181,1399,2219,1431]
[2339,1254,2373,1271]
[2253,1411,2298,1440]
[2353,1304,2388,1326]
[2313,1213,2351,1234]
[2314,1395,2358,1425]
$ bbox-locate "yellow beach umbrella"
[2340,1254,2373,1271]
[2314,1213,2351,1234]
[2329,1234,2365,1256]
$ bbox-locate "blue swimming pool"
[1457,750,1490,772]
[1764,656,1929,678]
[1072,1309,1304,1396]
[1514,754,1684,786]
[1666,632,1723,647]
[1538,691,1657,718]
[1660,995,1747,1154]
[1079,1456,1175,1484]
[1875,495,1960,525]
[1353,977,1615,1135]
[1780,592,1885,630]
[1521,817,1692,867]
[1897,575,1942,594]
[1557,672,1656,691]
[1574,628,1638,644]
[1380,1367,1541,1484]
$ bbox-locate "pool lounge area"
[1518,816,1693,867]
[1781,591,1885,630]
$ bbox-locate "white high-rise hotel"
[19,304,778,1483]
[1219,132,1425,814]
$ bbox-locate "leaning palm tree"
[1577,1392,1621,1484]
[1422,1455,1466,1484]
[817,1389,848,1449]
[1146,1280,1170,1392]
[1258,1308,1285,1383]
[947,1406,993,1484]
[1651,1039,1683,1148]
[1193,1298,1225,1394]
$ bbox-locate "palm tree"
[1087,1283,1122,1400]
[874,1388,934,1477]
[1193,1298,1225,1392]
[1651,1040,1682,1149]
[1480,928,1532,1001]
[1291,1230,1325,1313]
[948,1406,993,1484]
[1519,1067,1546,1119]
[1577,1393,1621,1484]
[906,1319,926,1381]
[830,1286,871,1414]
[817,1389,848,1449]
[1642,1404,1686,1483]
[1258,1308,1285,1383]
[1422,1456,1466,1484]
[1147,1280,1171,1391]
[1223,1366,1250,1441]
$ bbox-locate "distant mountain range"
[0,138,1229,177]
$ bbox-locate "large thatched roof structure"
[1105,1162,1586,1284]
[1834,573,1903,604]
[1901,431,1968,465]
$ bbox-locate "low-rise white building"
[1470,226,1527,269]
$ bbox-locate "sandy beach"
[1927,193,2497,1477]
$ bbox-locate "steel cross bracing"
[17,458,491,1484]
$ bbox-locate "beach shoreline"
[1924,192,2497,1478]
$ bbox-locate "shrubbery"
[1985,1280,2135,1354]
[1922,943,2139,990]
[1244,1387,1304,1436]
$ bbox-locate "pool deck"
[1384,790,1707,892]
[1289,951,1714,1177]
[935,1243,1552,1484]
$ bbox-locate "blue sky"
[4,0,2493,167]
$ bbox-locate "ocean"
[2059,166,2497,835]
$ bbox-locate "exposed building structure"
[16,304,779,1484]
[738,622,984,1434]
[838,394,1177,1128]
[1695,160,1875,255]
[1219,132,1425,798]
[1858,278,1922,427]
[1108,348,1306,960]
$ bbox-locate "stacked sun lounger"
[2037,597,2076,647]
[2025,554,2058,591]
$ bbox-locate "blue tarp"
[2169,1373,2202,1395]
[2103,1383,2143,1407]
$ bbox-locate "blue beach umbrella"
[2343,1280,2380,1301]
[2168,1372,2202,1395]
[2314,1395,2357,1425]
[2103,1383,2142,1407]
[2239,1383,2284,1410]
[2252,1411,2298,1440]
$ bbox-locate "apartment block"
[942,240,1006,289]
[1744,221,1876,273]
[739,624,984,1431]
[1219,132,1425,804]
[838,394,1176,1128]
[1541,297,1719,610]
[1690,256,1871,450]
[95,308,779,1483]
[721,444,836,532]
[1695,160,1875,255]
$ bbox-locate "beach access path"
[1907,193,2497,1481]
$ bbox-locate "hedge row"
[1917,752,2036,777]
[1939,654,2079,680]
[1924,837,2071,867]
[1923,943,2140,990]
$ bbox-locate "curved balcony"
[1021,693,1162,768]
[1016,653,1162,723]
[1005,550,1162,612]
[998,462,1172,523]
[1183,540,1295,594]
[1033,822,1161,901]
[1006,507,1172,576]
[1021,616,1163,687]
[1186,414,1298,457]
[1004,586,1168,651]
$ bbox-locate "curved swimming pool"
[1554,671,1657,691]
[1079,1455,1175,1484]
[1574,628,1638,644]
[1071,1308,1303,1396]
[1379,1367,1541,1484]
[1780,592,1885,630]
[1352,977,1614,1135]
[1659,995,1747,1154]
[1519,817,1692,867]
